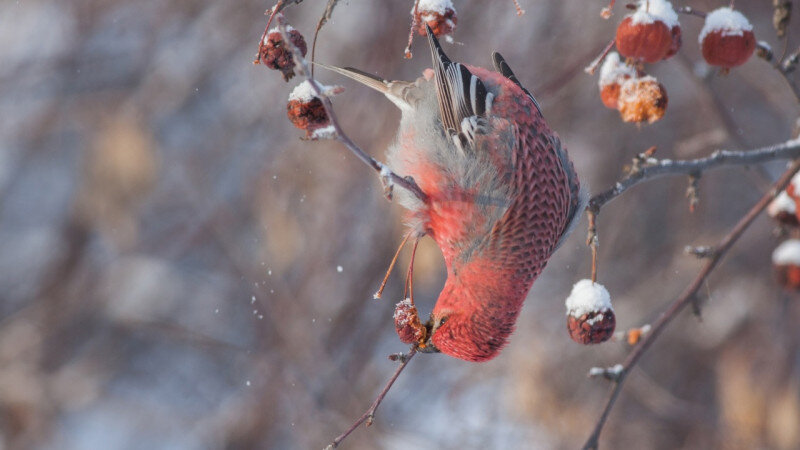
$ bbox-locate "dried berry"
[772,239,800,290]
[393,298,426,344]
[286,80,330,137]
[598,52,636,110]
[615,0,680,63]
[413,0,457,40]
[259,26,307,81]
[699,7,756,69]
[565,280,616,345]
[617,76,668,124]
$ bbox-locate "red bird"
[327,27,584,362]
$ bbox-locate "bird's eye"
[439,317,448,326]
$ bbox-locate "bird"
[323,26,585,362]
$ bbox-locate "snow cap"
[414,0,455,15]
[699,7,753,44]
[599,52,637,87]
[265,24,295,44]
[566,279,613,317]
[773,239,800,266]
[288,80,319,102]
[767,191,796,218]
[630,0,679,28]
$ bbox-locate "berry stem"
[404,0,422,58]
[374,232,412,300]
[584,38,616,75]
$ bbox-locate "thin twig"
[581,160,800,450]
[275,16,429,203]
[588,138,800,213]
[326,348,418,449]
[311,0,341,77]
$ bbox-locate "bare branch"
[274,15,429,204]
[588,138,800,213]
[326,348,418,449]
[581,159,800,450]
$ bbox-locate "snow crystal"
[288,80,320,102]
[336,265,343,273]
[265,24,295,44]
[617,75,659,103]
[598,52,636,87]
[393,298,414,326]
[413,0,455,15]
[767,191,796,217]
[630,0,679,28]
[698,7,753,44]
[310,124,336,140]
[565,279,613,317]
[772,239,800,266]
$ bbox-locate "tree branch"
[588,138,800,213]
[581,159,800,450]
[275,15,429,204]
[325,348,418,449]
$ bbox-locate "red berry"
[598,52,636,110]
[259,26,307,81]
[617,76,668,124]
[565,280,616,345]
[393,299,426,344]
[699,8,756,69]
[286,81,330,137]
[773,240,800,290]
[665,25,682,59]
[413,0,457,39]
[616,1,679,63]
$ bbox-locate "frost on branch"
[565,280,616,345]
[393,298,426,344]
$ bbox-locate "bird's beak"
[417,314,441,354]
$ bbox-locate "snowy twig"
[587,138,800,213]
[326,348,418,449]
[581,160,800,450]
[275,16,429,204]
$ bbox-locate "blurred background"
[1,0,800,449]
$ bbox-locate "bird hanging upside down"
[325,26,585,362]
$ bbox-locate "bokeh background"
[2,0,800,449]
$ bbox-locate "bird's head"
[423,274,521,362]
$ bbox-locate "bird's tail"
[314,62,422,111]
[313,62,391,94]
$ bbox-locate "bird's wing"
[490,52,585,249]
[425,25,492,136]
[491,52,542,116]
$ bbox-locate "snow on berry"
[393,298,426,344]
[699,7,755,69]
[767,190,799,227]
[565,279,616,345]
[772,239,800,290]
[617,76,668,124]
[615,0,679,63]
[286,80,330,137]
[598,52,637,110]
[258,25,307,81]
[413,0,457,40]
